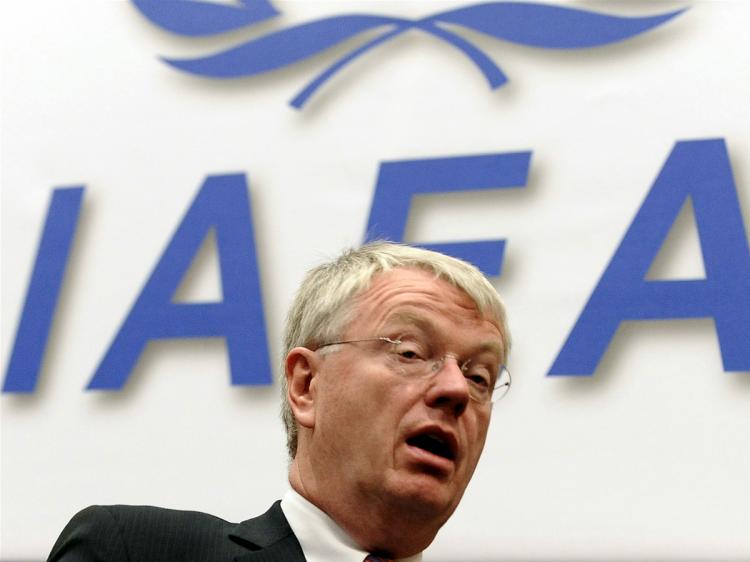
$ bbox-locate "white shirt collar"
[280,489,422,562]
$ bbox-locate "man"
[48,242,511,561]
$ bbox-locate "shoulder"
[89,504,234,529]
[70,504,236,537]
[48,504,243,561]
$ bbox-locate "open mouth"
[406,431,457,461]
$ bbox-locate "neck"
[288,457,441,558]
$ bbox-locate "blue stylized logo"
[132,0,686,109]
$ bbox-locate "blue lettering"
[3,187,84,393]
[550,139,750,375]
[87,174,271,390]
[365,152,531,275]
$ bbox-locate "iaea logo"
[134,0,685,109]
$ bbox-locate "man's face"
[305,268,504,523]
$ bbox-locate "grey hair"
[280,241,510,458]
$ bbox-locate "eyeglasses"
[315,336,511,404]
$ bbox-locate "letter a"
[88,174,271,390]
[550,139,749,375]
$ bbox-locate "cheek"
[465,416,491,464]
[317,360,420,447]
[316,370,390,445]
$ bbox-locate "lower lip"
[404,444,456,475]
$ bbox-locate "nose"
[424,355,470,417]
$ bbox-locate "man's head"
[281,242,510,556]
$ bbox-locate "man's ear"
[285,347,319,429]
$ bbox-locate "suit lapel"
[232,535,306,562]
[229,501,306,562]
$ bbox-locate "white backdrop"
[2,1,749,560]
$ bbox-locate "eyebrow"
[385,311,436,335]
[385,311,504,362]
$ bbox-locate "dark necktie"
[364,556,394,562]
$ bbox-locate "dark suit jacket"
[47,501,306,561]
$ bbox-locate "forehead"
[347,268,502,347]
[354,267,474,310]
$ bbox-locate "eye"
[392,340,426,362]
[465,374,491,389]
[461,361,493,389]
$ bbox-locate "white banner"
[2,1,749,559]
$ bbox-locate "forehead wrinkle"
[347,274,448,326]
[365,278,482,322]
[346,268,503,351]
[382,311,435,334]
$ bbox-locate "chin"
[386,473,464,521]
